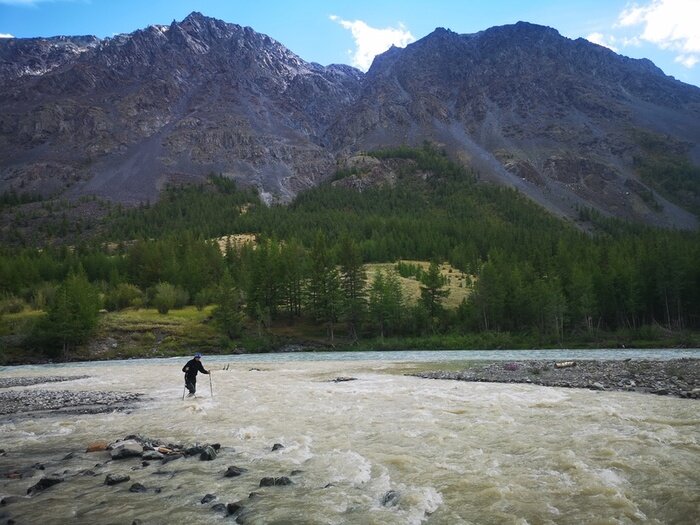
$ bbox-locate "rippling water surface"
[1,351,698,524]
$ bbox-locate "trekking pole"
[209,373,214,398]
[182,384,186,401]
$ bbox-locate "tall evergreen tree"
[34,272,100,356]
[338,236,367,341]
[420,261,449,319]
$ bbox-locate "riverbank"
[3,306,699,366]
[414,358,700,399]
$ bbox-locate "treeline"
[1,145,699,354]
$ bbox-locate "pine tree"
[338,236,367,341]
[34,272,99,356]
[420,261,449,319]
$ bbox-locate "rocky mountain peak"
[0,14,698,229]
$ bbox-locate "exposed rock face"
[0,12,362,205]
[1,14,699,228]
[332,23,700,228]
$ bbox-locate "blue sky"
[1,0,699,87]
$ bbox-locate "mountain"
[0,12,362,205]
[331,23,700,228]
[1,13,699,228]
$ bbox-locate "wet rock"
[1,496,24,506]
[104,473,130,485]
[211,503,227,512]
[61,452,75,461]
[185,445,206,456]
[161,453,184,464]
[248,492,261,500]
[129,483,148,493]
[225,466,248,478]
[141,451,164,461]
[27,474,64,495]
[290,470,303,476]
[226,502,244,515]
[381,490,400,507]
[259,476,292,487]
[110,440,143,460]
[32,463,45,470]
[86,440,109,452]
[271,443,285,452]
[201,494,216,504]
[141,461,150,468]
[199,446,218,461]
[591,382,605,390]
[331,377,357,382]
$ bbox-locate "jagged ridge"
[0,13,699,228]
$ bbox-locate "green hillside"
[1,145,699,362]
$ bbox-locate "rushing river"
[1,350,698,524]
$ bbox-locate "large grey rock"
[110,440,143,460]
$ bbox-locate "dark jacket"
[183,358,209,378]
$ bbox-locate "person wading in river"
[182,352,210,397]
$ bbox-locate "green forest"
[1,145,699,360]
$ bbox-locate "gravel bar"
[0,376,90,389]
[0,390,144,416]
[413,358,700,398]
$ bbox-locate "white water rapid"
[1,354,698,524]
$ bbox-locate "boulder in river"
[141,450,164,461]
[271,443,285,452]
[201,494,216,504]
[104,473,130,485]
[27,474,64,495]
[259,476,292,487]
[381,490,400,507]
[224,466,248,478]
[129,483,148,493]
[199,446,217,461]
[110,440,143,460]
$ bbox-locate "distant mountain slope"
[1,13,699,228]
[331,23,700,228]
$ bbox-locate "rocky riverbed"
[413,358,700,399]
[0,434,398,524]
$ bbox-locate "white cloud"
[330,14,415,71]
[675,54,699,67]
[0,33,15,38]
[586,32,619,52]
[617,0,700,68]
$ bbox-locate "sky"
[1,0,699,87]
